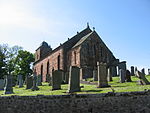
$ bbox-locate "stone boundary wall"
[0,91,150,113]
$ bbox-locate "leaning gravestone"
[37,74,42,86]
[131,66,135,76]
[31,74,39,91]
[0,79,5,90]
[52,70,62,90]
[136,71,150,85]
[18,75,23,88]
[126,70,132,82]
[67,66,80,93]
[26,75,33,89]
[97,62,110,88]
[119,69,126,83]
[4,75,14,94]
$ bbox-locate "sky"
[0,0,150,73]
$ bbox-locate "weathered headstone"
[52,70,62,90]
[64,72,69,84]
[119,69,126,83]
[31,74,39,91]
[136,71,150,85]
[37,74,42,86]
[141,68,145,75]
[135,67,138,73]
[18,75,23,88]
[131,66,134,76]
[107,67,113,82]
[93,68,98,81]
[4,75,14,94]
[26,75,33,89]
[68,66,80,93]
[126,70,132,82]
[112,66,117,77]
[148,69,150,75]
[0,79,5,90]
[97,62,110,88]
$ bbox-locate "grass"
[1,75,150,96]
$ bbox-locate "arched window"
[47,61,49,74]
[57,55,60,70]
[41,65,43,76]
[74,51,76,64]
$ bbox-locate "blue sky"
[0,0,150,72]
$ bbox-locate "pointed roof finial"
[87,22,89,28]
[93,27,95,31]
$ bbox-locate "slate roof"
[72,31,93,48]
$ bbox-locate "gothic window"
[93,45,96,56]
[41,65,43,75]
[100,47,103,58]
[47,61,49,74]
[74,51,76,64]
[57,55,60,70]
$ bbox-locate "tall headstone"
[119,69,126,83]
[126,70,132,82]
[31,74,39,91]
[97,62,110,88]
[64,72,69,84]
[18,75,23,88]
[107,67,113,82]
[93,68,98,81]
[0,79,5,90]
[112,66,117,77]
[37,74,42,86]
[52,70,62,90]
[4,75,14,94]
[26,75,33,89]
[131,66,135,76]
[136,71,150,85]
[141,68,145,75]
[68,66,80,93]
[148,69,150,75]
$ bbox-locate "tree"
[0,44,22,78]
[16,50,34,80]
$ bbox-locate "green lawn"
[1,75,150,96]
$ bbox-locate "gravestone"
[68,66,80,93]
[97,62,110,88]
[64,72,69,84]
[135,67,138,73]
[141,68,145,75]
[0,79,5,90]
[26,75,33,89]
[4,75,14,94]
[112,66,117,77]
[31,74,39,91]
[52,70,62,90]
[136,71,150,85]
[131,66,134,76]
[37,75,42,86]
[119,69,126,83]
[107,67,113,82]
[118,61,126,71]
[148,69,150,75]
[93,68,98,81]
[18,75,23,88]
[126,70,132,82]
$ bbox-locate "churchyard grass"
[0,75,150,96]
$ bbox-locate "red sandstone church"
[33,25,118,82]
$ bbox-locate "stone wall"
[1,91,150,113]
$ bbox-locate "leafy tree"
[15,50,34,80]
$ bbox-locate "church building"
[33,25,120,82]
